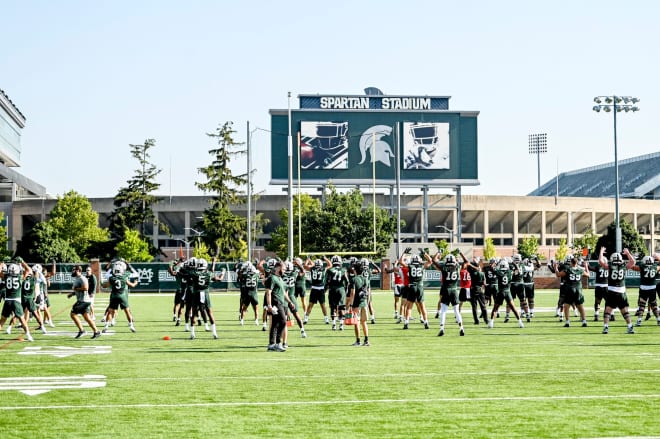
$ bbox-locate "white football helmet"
[314,259,323,269]
[565,254,575,264]
[445,254,457,265]
[498,260,509,270]
[331,255,341,266]
[7,263,21,276]
[285,261,294,273]
[196,258,208,271]
[112,261,125,275]
[642,255,653,265]
[609,253,623,265]
[512,254,522,264]
[294,257,303,266]
[32,264,42,274]
[410,254,421,264]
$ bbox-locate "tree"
[196,122,248,259]
[108,139,166,255]
[47,190,109,259]
[594,219,646,257]
[0,212,10,258]
[17,221,80,262]
[555,238,569,262]
[115,228,153,262]
[517,235,540,259]
[433,239,450,257]
[572,229,600,259]
[267,185,398,259]
[483,237,496,261]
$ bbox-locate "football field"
[1,289,659,439]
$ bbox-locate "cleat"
[5,326,11,335]
[26,334,34,342]
[438,329,445,337]
[91,331,101,339]
[111,319,116,326]
[205,323,210,332]
[303,316,308,324]
[213,333,218,339]
[503,317,510,323]
[38,326,47,334]
[581,321,588,327]
[129,325,136,333]
[635,319,642,327]
[274,344,286,352]
[371,317,376,324]
[48,320,56,328]
[602,326,609,334]
[339,322,344,331]
[75,330,86,339]
[435,312,440,319]
[424,321,429,330]
[262,323,267,331]
[403,323,408,330]
[185,324,190,332]
[283,343,288,349]
[301,329,307,338]
[331,324,336,331]
[527,317,531,323]
[559,316,564,322]
[645,313,652,321]
[175,318,181,326]
[518,321,525,328]
[396,317,402,324]
[352,341,361,346]
[254,319,259,326]
[190,333,195,340]
[487,320,494,328]
[496,311,500,318]
[564,322,570,327]
[626,326,635,334]
[324,316,329,324]
[594,315,599,322]
[173,315,176,322]
[101,317,106,323]
[267,344,276,351]
[362,340,370,346]
[459,328,465,336]
[239,319,244,326]
[102,328,109,333]
[610,314,616,321]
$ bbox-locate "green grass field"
[1,288,659,439]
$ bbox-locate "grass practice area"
[1,288,659,439]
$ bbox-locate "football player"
[489,259,525,329]
[347,258,371,346]
[0,259,34,341]
[101,261,138,334]
[399,248,432,330]
[325,255,349,330]
[68,265,101,339]
[188,258,218,340]
[304,256,331,324]
[432,252,463,336]
[554,255,589,327]
[598,247,637,334]
[630,253,660,326]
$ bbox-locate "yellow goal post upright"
[297,131,378,257]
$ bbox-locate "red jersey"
[459,268,471,289]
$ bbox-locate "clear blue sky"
[2,0,658,198]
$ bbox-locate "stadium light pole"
[593,95,640,253]
[528,133,547,190]
[287,92,294,261]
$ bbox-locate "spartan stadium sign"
[300,95,450,111]
[319,96,432,110]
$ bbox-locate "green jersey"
[4,272,22,300]
[325,266,347,289]
[192,271,211,292]
[564,265,585,288]
[109,273,131,297]
[407,261,424,285]
[21,275,35,299]
[607,264,626,289]
[309,265,326,287]
[438,263,459,289]
[638,261,657,287]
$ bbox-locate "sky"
[1,0,658,199]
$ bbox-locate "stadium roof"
[528,151,660,199]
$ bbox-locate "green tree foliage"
[594,219,646,256]
[483,237,497,260]
[555,238,569,262]
[267,193,321,257]
[196,122,248,260]
[0,212,10,258]
[108,139,166,254]
[572,229,600,258]
[115,228,153,262]
[18,221,80,262]
[517,235,540,259]
[45,190,109,260]
[267,186,398,259]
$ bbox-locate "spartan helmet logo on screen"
[358,125,394,167]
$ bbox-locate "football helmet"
[349,256,357,265]
[32,264,42,274]
[266,258,277,270]
[196,258,208,271]
[7,263,21,276]
[642,255,653,265]
[294,257,303,266]
[445,254,457,265]
[410,254,422,264]
[314,259,323,269]
[285,261,294,273]
[331,255,341,266]
[609,253,623,265]
[512,254,522,264]
[498,260,509,270]
[112,261,125,275]
[186,258,197,268]
[360,258,370,271]
[565,254,575,264]
[489,257,497,265]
